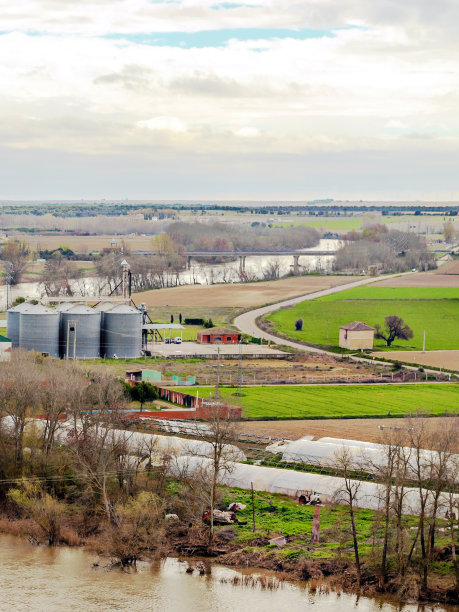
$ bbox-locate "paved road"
[233,273,413,355]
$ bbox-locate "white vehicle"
[174,337,182,344]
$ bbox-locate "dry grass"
[133,275,355,308]
[16,234,155,253]
[372,350,459,371]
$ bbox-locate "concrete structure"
[197,328,240,344]
[126,369,162,383]
[0,335,12,361]
[339,321,375,350]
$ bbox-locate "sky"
[0,0,458,201]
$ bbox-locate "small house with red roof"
[339,321,374,350]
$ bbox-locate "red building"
[197,327,240,344]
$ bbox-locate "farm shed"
[339,321,374,350]
[197,328,240,344]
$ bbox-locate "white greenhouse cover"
[170,456,458,516]
[280,436,459,482]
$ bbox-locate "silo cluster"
[6,302,144,359]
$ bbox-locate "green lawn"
[175,384,459,419]
[266,286,459,351]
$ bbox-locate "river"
[0,535,452,612]
[0,240,341,311]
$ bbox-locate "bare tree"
[375,316,414,347]
[184,407,240,546]
[0,351,40,470]
[1,241,29,285]
[332,447,363,585]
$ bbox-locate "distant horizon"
[0,199,459,208]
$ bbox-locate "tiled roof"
[340,321,374,331]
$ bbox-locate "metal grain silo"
[101,304,142,358]
[19,304,60,357]
[61,305,101,359]
[7,302,30,347]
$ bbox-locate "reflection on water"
[0,535,451,612]
[0,240,342,310]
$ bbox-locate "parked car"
[165,337,171,344]
[174,337,182,344]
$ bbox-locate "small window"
[227,336,232,341]
[214,336,222,342]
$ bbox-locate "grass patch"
[265,286,459,351]
[174,383,459,419]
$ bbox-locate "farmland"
[133,274,355,309]
[265,286,459,351]
[175,383,459,419]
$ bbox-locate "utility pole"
[235,341,243,396]
[422,330,426,353]
[251,482,256,533]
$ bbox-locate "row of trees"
[0,352,457,597]
[166,221,320,252]
[334,228,436,273]
[334,418,458,596]
[0,351,237,562]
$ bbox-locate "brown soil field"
[373,269,459,287]
[434,260,459,274]
[240,416,459,449]
[371,350,459,372]
[93,354,379,384]
[15,234,155,253]
[133,275,355,308]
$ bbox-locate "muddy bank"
[0,515,457,608]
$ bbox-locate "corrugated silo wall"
[6,310,20,347]
[19,310,60,357]
[101,310,142,358]
[61,310,101,359]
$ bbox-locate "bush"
[295,318,303,331]
[184,318,204,325]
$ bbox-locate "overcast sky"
[1,0,458,201]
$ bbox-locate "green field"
[174,383,459,419]
[275,217,363,231]
[265,286,459,351]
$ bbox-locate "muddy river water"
[0,535,453,612]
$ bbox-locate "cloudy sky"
[0,0,458,200]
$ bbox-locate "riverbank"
[3,533,451,612]
[1,485,457,607]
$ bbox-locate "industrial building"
[197,327,240,344]
[6,301,146,359]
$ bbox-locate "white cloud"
[0,1,459,197]
[137,116,187,132]
[233,127,260,138]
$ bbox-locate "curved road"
[234,273,413,356]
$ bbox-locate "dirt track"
[373,263,459,287]
[133,275,354,308]
[371,350,459,371]
[241,416,459,448]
